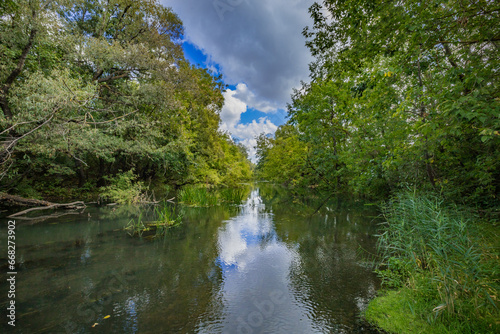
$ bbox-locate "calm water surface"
[1,185,381,333]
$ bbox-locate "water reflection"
[197,188,379,333]
[199,189,323,333]
[0,186,380,333]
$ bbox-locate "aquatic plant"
[125,206,183,238]
[178,184,250,206]
[218,187,247,204]
[178,185,218,207]
[125,212,147,237]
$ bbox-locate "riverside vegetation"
[0,0,252,202]
[366,191,499,333]
[256,1,499,333]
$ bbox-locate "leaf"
[103,315,111,319]
[92,323,99,327]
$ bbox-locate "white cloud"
[220,88,247,130]
[164,0,312,162]
[232,83,279,112]
[219,86,278,162]
[165,0,314,109]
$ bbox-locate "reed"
[219,187,247,204]
[178,185,218,207]
[372,191,499,331]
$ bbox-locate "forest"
[256,0,499,209]
[0,0,252,202]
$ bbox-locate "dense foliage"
[0,0,252,199]
[256,0,500,207]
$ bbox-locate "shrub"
[99,170,148,204]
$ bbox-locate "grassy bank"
[365,192,499,333]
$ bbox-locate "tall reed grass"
[178,185,218,207]
[219,187,247,204]
[178,185,248,206]
[374,191,499,330]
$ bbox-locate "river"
[0,185,381,333]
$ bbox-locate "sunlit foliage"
[0,0,251,197]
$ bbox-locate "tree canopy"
[256,0,500,206]
[0,0,251,198]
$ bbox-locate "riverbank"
[364,192,499,333]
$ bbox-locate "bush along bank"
[365,191,499,334]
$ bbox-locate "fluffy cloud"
[165,0,314,108]
[219,85,278,162]
[232,83,280,112]
[219,87,247,130]
[232,119,278,163]
[164,0,314,162]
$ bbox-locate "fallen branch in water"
[7,201,86,218]
[0,193,86,218]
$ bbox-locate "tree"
[259,0,500,204]
[0,0,252,197]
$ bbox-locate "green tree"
[255,125,308,187]
[259,0,499,204]
[0,0,252,198]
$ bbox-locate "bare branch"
[4,111,56,152]
[97,72,129,83]
[0,120,41,135]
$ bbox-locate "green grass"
[178,185,218,207]
[366,191,499,333]
[218,187,247,204]
[178,185,249,206]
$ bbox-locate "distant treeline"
[256,0,499,207]
[0,0,252,199]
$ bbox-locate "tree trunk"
[75,158,86,188]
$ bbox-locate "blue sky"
[166,0,314,161]
[184,40,289,125]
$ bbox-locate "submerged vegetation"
[125,185,249,239]
[125,205,183,239]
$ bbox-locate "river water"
[1,185,381,333]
